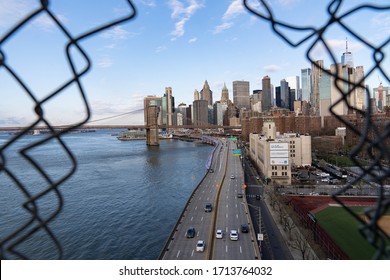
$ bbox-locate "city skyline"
[1,0,389,126]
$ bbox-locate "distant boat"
[32,130,40,135]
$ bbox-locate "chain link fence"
[1,0,389,259]
[0,0,136,259]
[244,0,390,259]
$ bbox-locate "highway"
[212,140,259,259]
[160,139,226,259]
[160,138,260,260]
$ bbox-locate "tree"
[290,230,314,260]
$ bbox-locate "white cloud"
[371,12,390,41]
[101,26,132,40]
[310,38,364,58]
[264,64,282,72]
[188,37,197,43]
[155,45,167,53]
[96,56,113,68]
[214,22,234,34]
[277,0,301,7]
[136,0,156,7]
[214,0,257,34]
[0,0,67,32]
[168,0,204,40]
[222,0,245,21]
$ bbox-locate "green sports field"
[316,206,390,259]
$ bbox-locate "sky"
[0,0,389,126]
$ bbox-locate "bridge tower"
[146,100,159,146]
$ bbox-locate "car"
[204,203,212,212]
[209,169,214,173]
[240,224,249,233]
[230,229,239,241]
[216,229,223,239]
[256,194,261,200]
[230,175,235,179]
[196,240,205,252]
[237,193,243,198]
[186,227,195,238]
[256,176,260,180]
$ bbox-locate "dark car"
[241,224,249,233]
[186,227,195,238]
[204,203,212,212]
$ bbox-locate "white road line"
[197,232,200,237]
[235,204,238,208]
[207,197,209,200]
[226,227,228,233]
[195,206,197,210]
[199,197,201,200]
[201,216,203,222]
[226,246,228,253]
[240,246,242,254]
[177,250,181,258]
[191,250,194,257]
[191,216,193,221]
[226,213,228,219]
[236,214,239,219]
[226,204,228,208]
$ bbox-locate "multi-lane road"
[160,138,260,260]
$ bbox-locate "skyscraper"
[286,76,300,101]
[192,99,209,126]
[262,75,272,112]
[220,82,229,104]
[194,89,200,101]
[301,68,312,102]
[311,60,324,116]
[280,79,290,110]
[233,80,250,110]
[200,80,213,106]
[161,87,175,126]
[341,38,354,68]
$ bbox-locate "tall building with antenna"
[341,37,354,68]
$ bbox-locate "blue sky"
[0,0,389,126]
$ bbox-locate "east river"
[0,129,213,259]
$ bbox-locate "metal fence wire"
[1,0,389,260]
[243,0,390,259]
[0,0,136,259]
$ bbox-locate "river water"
[0,129,213,259]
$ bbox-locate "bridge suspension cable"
[86,108,144,123]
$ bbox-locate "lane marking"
[236,214,239,219]
[191,216,194,221]
[177,250,180,258]
[226,204,228,208]
[240,246,242,254]
[226,213,228,219]
[226,245,228,253]
[191,250,194,257]
[195,206,197,210]
[201,216,204,222]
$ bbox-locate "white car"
[196,240,205,252]
[230,230,239,241]
[216,229,223,239]
[230,175,235,179]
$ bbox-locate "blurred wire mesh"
[1,0,389,260]
[244,0,390,259]
[0,0,136,259]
